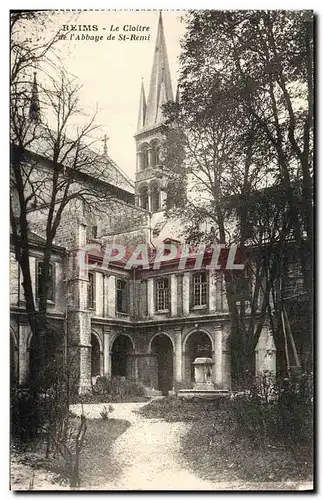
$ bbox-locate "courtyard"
[11,398,313,491]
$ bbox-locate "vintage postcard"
[10,9,313,491]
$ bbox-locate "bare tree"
[10,60,114,387]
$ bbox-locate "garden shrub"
[92,376,146,400]
[11,387,45,443]
[232,371,313,448]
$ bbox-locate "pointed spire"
[156,71,167,123]
[137,79,146,131]
[144,11,173,128]
[29,71,40,122]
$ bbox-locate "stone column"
[209,272,217,313]
[255,326,276,376]
[147,278,154,317]
[137,152,142,171]
[135,194,139,207]
[134,356,139,380]
[103,274,107,317]
[222,275,228,311]
[175,328,182,383]
[103,328,111,377]
[216,273,223,311]
[147,147,153,168]
[171,274,177,317]
[213,324,223,388]
[183,272,190,316]
[147,186,152,212]
[107,275,116,317]
[67,222,92,394]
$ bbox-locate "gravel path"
[71,401,215,490]
[11,401,313,491]
[70,402,313,491]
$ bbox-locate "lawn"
[138,397,313,484]
[11,417,130,490]
[79,418,130,488]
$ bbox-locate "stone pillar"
[137,152,142,171]
[183,351,191,385]
[134,356,139,380]
[147,186,152,212]
[103,328,111,377]
[67,311,92,394]
[107,275,116,317]
[209,272,216,313]
[255,326,276,376]
[103,274,108,317]
[147,147,153,168]
[67,222,92,394]
[175,328,182,383]
[222,274,228,311]
[183,272,190,316]
[215,273,222,311]
[171,274,177,317]
[147,278,154,317]
[213,325,223,388]
[222,350,231,390]
[135,194,139,207]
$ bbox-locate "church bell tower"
[134,12,174,214]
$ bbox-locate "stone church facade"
[10,13,276,395]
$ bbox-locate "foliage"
[93,376,146,400]
[11,388,45,444]
[160,10,313,379]
[232,371,313,448]
[139,391,312,483]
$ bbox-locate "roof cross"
[102,133,109,155]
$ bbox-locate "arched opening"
[151,334,174,396]
[150,140,160,168]
[185,331,212,383]
[91,333,101,378]
[111,335,134,378]
[139,185,149,210]
[150,182,160,213]
[140,144,149,170]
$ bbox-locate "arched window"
[150,140,160,168]
[139,185,149,210]
[91,333,101,377]
[140,143,149,170]
[150,182,160,213]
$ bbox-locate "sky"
[38,10,187,181]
